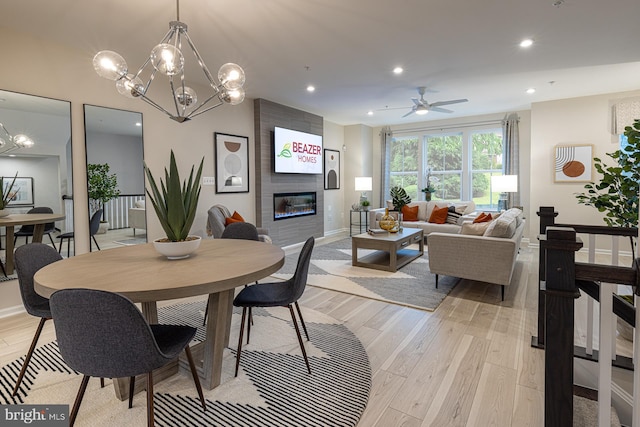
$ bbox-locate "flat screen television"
[274,126,323,174]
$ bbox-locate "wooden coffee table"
[351,228,424,272]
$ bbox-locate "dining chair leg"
[289,305,311,374]
[128,376,135,409]
[47,233,56,246]
[294,301,310,341]
[12,317,49,396]
[246,307,252,345]
[234,307,248,377]
[0,258,6,277]
[100,377,105,388]
[146,372,154,427]
[92,236,101,251]
[69,375,90,427]
[202,304,208,326]
[184,346,207,410]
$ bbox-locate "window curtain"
[502,113,520,209]
[380,126,392,205]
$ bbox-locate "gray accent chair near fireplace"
[205,204,271,243]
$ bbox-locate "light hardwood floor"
[0,233,546,426]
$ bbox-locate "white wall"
[530,89,640,236]
[323,120,346,233]
[86,131,144,194]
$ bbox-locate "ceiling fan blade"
[377,106,413,111]
[430,98,468,107]
[402,110,415,118]
[411,98,422,106]
[429,107,453,113]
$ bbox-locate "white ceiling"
[3,0,640,127]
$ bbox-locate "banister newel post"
[534,206,559,348]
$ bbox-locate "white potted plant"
[144,150,204,259]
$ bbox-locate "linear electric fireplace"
[273,192,317,221]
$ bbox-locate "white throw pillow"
[135,200,145,209]
[484,216,517,238]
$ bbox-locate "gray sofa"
[427,208,525,300]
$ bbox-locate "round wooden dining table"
[34,238,285,396]
[0,213,65,275]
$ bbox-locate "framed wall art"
[324,149,340,190]
[2,177,34,206]
[214,132,249,193]
[554,144,593,183]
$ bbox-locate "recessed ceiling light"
[526,88,536,94]
[135,122,142,126]
[306,85,315,92]
[393,67,403,75]
[367,111,374,116]
[520,38,534,48]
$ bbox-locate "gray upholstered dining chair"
[57,209,103,256]
[233,236,314,377]
[13,206,57,246]
[12,243,62,396]
[49,288,206,427]
[203,221,261,326]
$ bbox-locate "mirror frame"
[83,104,145,250]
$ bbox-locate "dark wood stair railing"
[534,207,639,426]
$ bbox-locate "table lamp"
[491,175,518,211]
[355,177,372,205]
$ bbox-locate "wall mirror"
[0,89,72,254]
[84,105,144,251]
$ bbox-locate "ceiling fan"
[398,87,468,118]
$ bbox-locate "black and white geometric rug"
[0,301,371,426]
[276,238,459,311]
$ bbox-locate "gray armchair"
[205,204,271,243]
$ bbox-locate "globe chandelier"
[93,0,246,123]
[0,123,35,155]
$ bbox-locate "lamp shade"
[491,175,518,193]
[354,177,372,192]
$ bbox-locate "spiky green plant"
[0,173,18,210]
[144,150,204,242]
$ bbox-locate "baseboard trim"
[0,305,25,319]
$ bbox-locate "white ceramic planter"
[153,235,202,260]
[0,209,9,218]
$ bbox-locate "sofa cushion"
[484,216,517,238]
[428,206,449,224]
[402,205,419,221]
[134,200,145,209]
[460,221,492,235]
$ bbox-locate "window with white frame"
[386,125,504,210]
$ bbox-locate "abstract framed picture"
[324,149,340,190]
[2,177,34,206]
[214,132,249,194]
[554,144,593,182]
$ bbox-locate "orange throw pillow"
[225,217,243,226]
[473,213,492,223]
[225,211,246,226]
[401,205,419,221]
[428,206,449,224]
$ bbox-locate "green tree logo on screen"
[277,143,292,158]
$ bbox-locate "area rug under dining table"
[0,301,371,427]
[275,237,459,312]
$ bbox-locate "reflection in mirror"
[0,89,72,257]
[84,105,144,251]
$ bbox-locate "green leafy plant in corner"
[390,186,411,212]
[87,163,120,217]
[0,173,18,210]
[144,150,204,242]
[575,118,640,228]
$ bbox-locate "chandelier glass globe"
[175,86,198,107]
[218,63,245,90]
[93,51,128,81]
[150,44,184,76]
[116,74,145,98]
